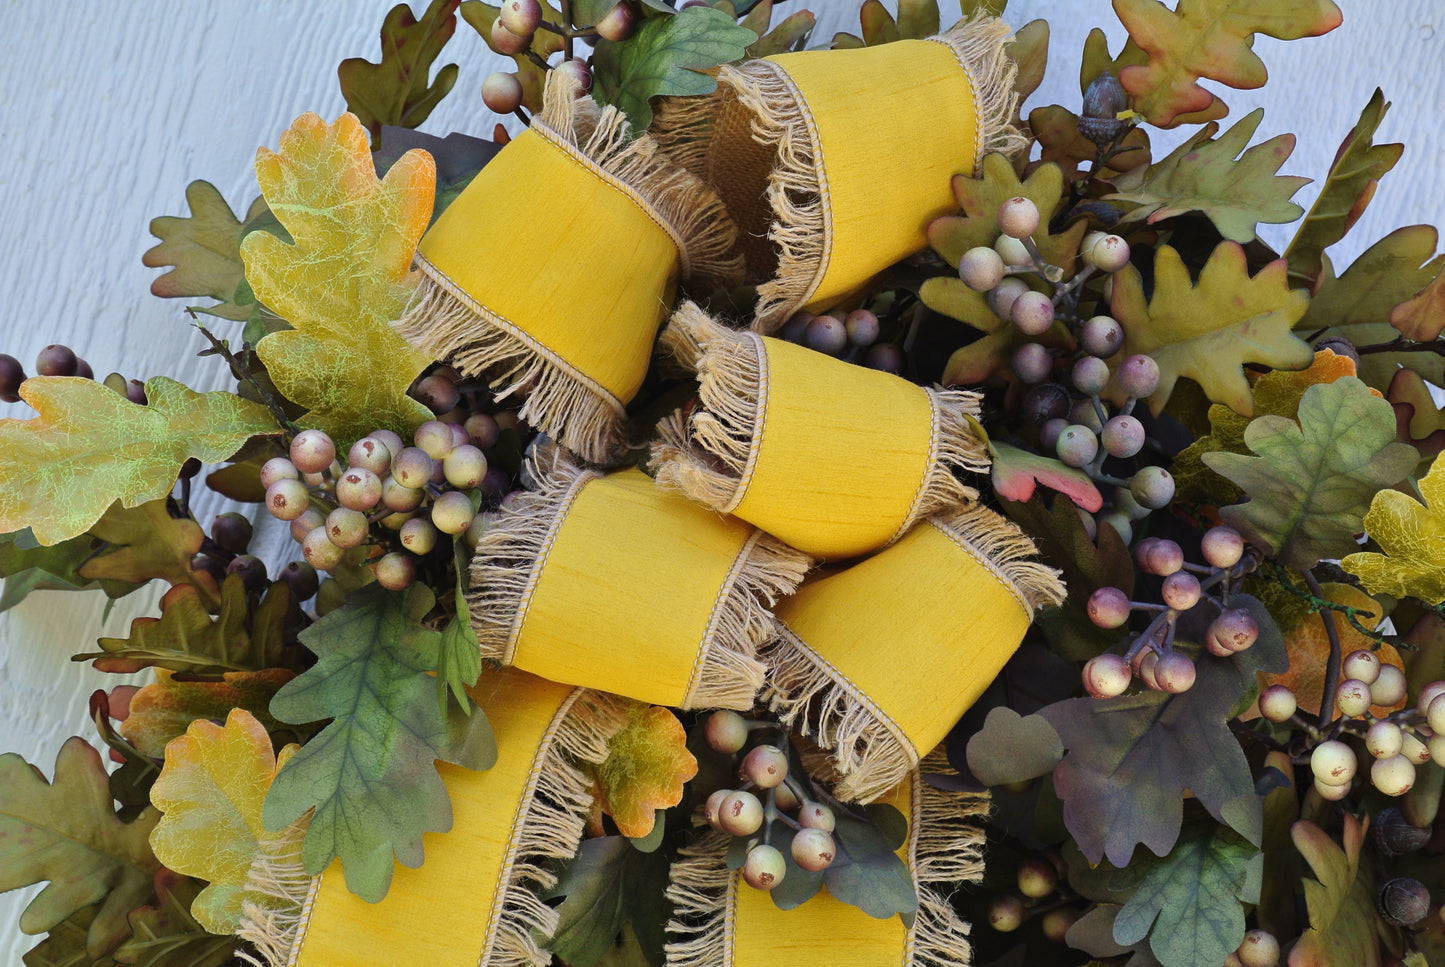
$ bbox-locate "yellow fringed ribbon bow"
[650,17,1025,333]
[235,669,631,967]
[760,504,1064,803]
[469,454,811,710]
[665,751,987,967]
[652,302,989,561]
[391,74,744,461]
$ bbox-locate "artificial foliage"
[7,0,1445,966]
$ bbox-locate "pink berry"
[1087,587,1131,629]
[1083,653,1131,698]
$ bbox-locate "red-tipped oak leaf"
[1113,0,1343,128]
[338,0,461,146]
[1106,108,1309,243]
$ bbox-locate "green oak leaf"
[1038,596,1286,867]
[142,181,265,322]
[1294,226,1444,391]
[437,537,483,715]
[1203,378,1417,570]
[591,6,756,132]
[1112,822,1260,967]
[1001,495,1135,662]
[1112,0,1343,128]
[548,835,672,967]
[111,870,235,967]
[1284,89,1402,289]
[0,739,161,960]
[338,0,461,148]
[261,583,497,902]
[1109,242,1314,416]
[823,802,916,921]
[0,528,114,613]
[78,500,215,606]
[1106,108,1309,243]
[1290,815,1382,967]
[0,377,278,546]
[965,707,1064,787]
[77,576,285,676]
[741,0,815,57]
[21,904,110,967]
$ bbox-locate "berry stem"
[1304,568,1343,729]
[560,0,575,60]
[534,19,567,34]
[189,314,300,435]
[513,107,531,127]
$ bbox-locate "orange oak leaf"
[242,112,436,444]
[120,668,295,758]
[592,704,698,839]
[1250,583,1404,719]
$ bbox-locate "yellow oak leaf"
[149,708,298,934]
[1342,453,1445,604]
[593,704,698,839]
[1250,582,1403,719]
[242,112,436,444]
[1109,241,1314,416]
[0,377,278,546]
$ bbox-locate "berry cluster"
[700,711,840,891]
[0,345,146,404]
[959,197,1179,544]
[482,0,638,115]
[1081,527,1254,697]
[260,415,510,592]
[775,305,905,374]
[1287,672,1445,803]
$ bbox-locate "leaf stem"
[560,0,575,60]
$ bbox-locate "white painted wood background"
[1,0,1441,959]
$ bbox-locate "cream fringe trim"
[663,830,736,967]
[762,625,919,804]
[927,18,1029,174]
[930,503,1066,615]
[481,686,631,967]
[663,750,989,967]
[653,301,990,538]
[235,816,312,967]
[686,528,811,709]
[469,452,601,666]
[469,448,809,710]
[391,73,745,464]
[234,688,627,967]
[395,278,629,463]
[909,748,989,967]
[653,302,766,512]
[651,18,1022,335]
[761,506,1063,804]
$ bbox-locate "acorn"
[1372,807,1431,857]
[1079,72,1129,146]
[1377,877,1430,926]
